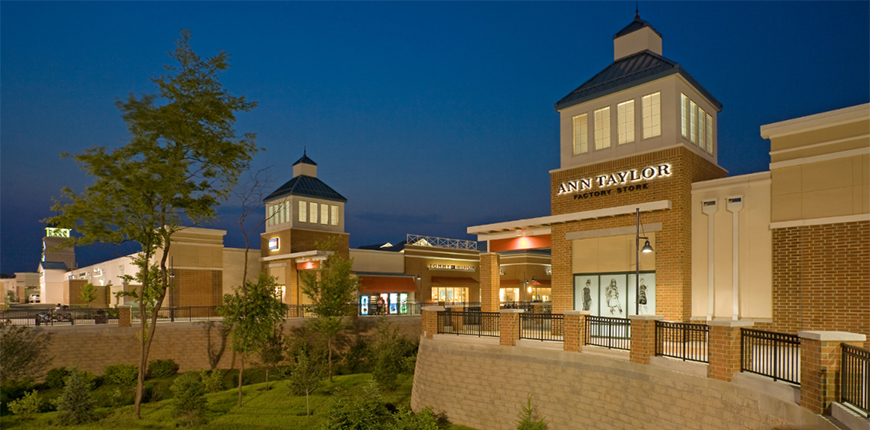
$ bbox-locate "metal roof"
[553,50,722,112]
[264,175,347,203]
[613,15,662,39]
[293,153,317,166]
[41,261,69,271]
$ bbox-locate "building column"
[499,309,523,347]
[563,310,590,353]
[629,315,664,364]
[118,305,131,328]
[480,252,500,313]
[421,306,444,339]
[799,331,867,414]
[707,320,753,382]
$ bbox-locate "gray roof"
[41,261,68,271]
[293,153,317,166]
[554,50,722,112]
[613,15,662,39]
[264,175,347,203]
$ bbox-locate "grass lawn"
[1,373,476,430]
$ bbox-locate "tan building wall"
[404,245,480,303]
[691,172,772,321]
[350,249,405,273]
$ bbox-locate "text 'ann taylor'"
[557,164,672,196]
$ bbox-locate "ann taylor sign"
[557,164,672,199]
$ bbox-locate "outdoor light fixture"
[636,208,654,315]
[416,273,421,281]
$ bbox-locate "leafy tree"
[300,237,359,382]
[219,273,285,407]
[285,350,325,416]
[55,367,97,425]
[44,30,258,419]
[79,283,97,305]
[0,323,53,385]
[258,326,286,390]
[370,320,408,391]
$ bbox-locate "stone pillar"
[480,252,500,313]
[707,320,753,381]
[563,310,591,353]
[446,305,464,331]
[118,305,131,328]
[629,315,663,364]
[798,331,867,414]
[499,309,523,346]
[421,306,444,339]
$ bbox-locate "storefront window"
[431,287,468,304]
[573,272,656,317]
[499,288,520,303]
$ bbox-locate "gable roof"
[553,50,722,112]
[357,241,407,252]
[293,153,317,166]
[613,15,662,39]
[41,261,69,271]
[264,175,347,203]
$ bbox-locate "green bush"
[103,364,138,387]
[0,378,34,415]
[45,367,70,389]
[55,367,97,425]
[200,369,224,393]
[324,379,388,430]
[148,359,179,379]
[171,372,207,427]
[370,322,418,391]
[386,406,440,430]
[9,390,41,420]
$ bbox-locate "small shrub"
[45,367,70,389]
[171,372,207,427]
[324,379,388,430]
[386,406,440,430]
[103,364,138,387]
[1,378,34,415]
[515,394,547,430]
[147,359,179,379]
[200,369,224,393]
[9,390,41,420]
[55,367,97,425]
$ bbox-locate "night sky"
[2,2,868,275]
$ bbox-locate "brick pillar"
[499,309,523,346]
[421,306,444,339]
[798,331,867,414]
[563,310,590,353]
[707,320,753,382]
[118,305,131,328]
[446,305,464,330]
[629,315,663,364]
[480,253,500,313]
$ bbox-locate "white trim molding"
[770,213,870,230]
[769,147,869,170]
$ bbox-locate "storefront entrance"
[573,272,656,317]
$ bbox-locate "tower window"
[309,202,318,224]
[690,101,698,144]
[573,113,588,154]
[320,204,328,225]
[681,93,689,139]
[331,205,339,226]
[706,113,714,155]
[617,100,635,144]
[698,107,707,151]
[594,107,611,150]
[642,92,661,138]
[298,200,307,223]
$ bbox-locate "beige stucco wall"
[691,172,772,320]
[572,233,655,274]
[222,247,261,293]
[350,248,405,273]
[771,154,869,222]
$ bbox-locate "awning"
[430,276,478,286]
[358,276,417,294]
[500,279,522,286]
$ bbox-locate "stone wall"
[412,336,838,430]
[36,316,421,376]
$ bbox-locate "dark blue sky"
[2,2,868,274]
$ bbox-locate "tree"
[219,273,286,407]
[44,30,258,419]
[79,283,97,305]
[300,237,359,382]
[515,394,547,430]
[55,367,97,425]
[258,326,286,391]
[0,323,53,385]
[285,350,325,416]
[171,372,208,427]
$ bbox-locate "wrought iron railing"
[149,306,222,322]
[519,313,563,342]
[406,234,479,251]
[437,310,499,337]
[500,301,552,313]
[740,328,800,385]
[655,320,709,363]
[0,307,119,327]
[842,343,870,417]
[586,316,631,350]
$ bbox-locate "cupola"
[613,11,663,60]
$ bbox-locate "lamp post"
[635,208,653,315]
[169,256,175,322]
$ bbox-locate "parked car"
[28,294,40,303]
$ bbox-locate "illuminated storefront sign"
[269,238,279,251]
[557,164,672,196]
[46,227,71,238]
[428,263,475,271]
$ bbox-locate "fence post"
[798,331,867,414]
[629,315,663,364]
[421,306,444,339]
[499,309,523,347]
[118,305,131,328]
[707,320,753,382]
[563,310,590,353]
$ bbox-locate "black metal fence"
[0,307,119,327]
[144,306,223,323]
[501,301,552,313]
[436,310,499,337]
[655,320,709,363]
[841,343,869,417]
[586,316,631,350]
[740,328,801,385]
[519,313,564,342]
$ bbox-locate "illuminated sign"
[557,164,672,197]
[46,228,71,238]
[269,238,279,251]
[428,264,475,272]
